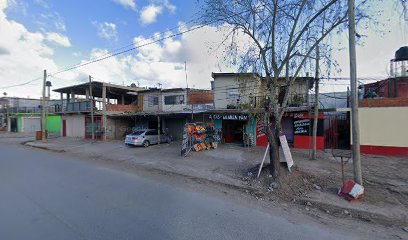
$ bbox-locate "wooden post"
[257,145,270,178]
[312,46,320,160]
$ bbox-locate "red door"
[62,120,67,137]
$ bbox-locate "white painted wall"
[142,90,188,112]
[61,115,85,138]
[161,90,187,112]
[22,117,41,133]
[213,74,263,109]
[352,107,408,147]
[142,92,160,112]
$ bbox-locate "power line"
[0,12,237,90]
[48,9,251,77]
[1,77,43,89]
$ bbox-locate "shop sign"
[293,119,310,135]
[279,135,294,172]
[209,113,248,121]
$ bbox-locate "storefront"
[293,112,324,149]
[256,117,294,147]
[207,112,256,146]
[255,112,324,149]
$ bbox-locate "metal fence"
[0,106,58,114]
[54,101,92,113]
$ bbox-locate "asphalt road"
[0,143,354,240]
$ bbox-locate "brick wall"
[359,97,408,107]
[187,91,214,104]
[106,104,140,112]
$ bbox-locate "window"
[145,130,154,136]
[227,89,240,101]
[148,96,159,107]
[145,130,159,136]
[164,95,184,105]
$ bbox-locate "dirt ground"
[241,148,408,227]
[7,133,408,232]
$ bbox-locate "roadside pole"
[89,75,95,140]
[157,115,161,144]
[348,0,363,185]
[41,69,47,143]
[312,46,319,160]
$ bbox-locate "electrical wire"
[1,10,250,90]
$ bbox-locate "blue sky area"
[4,0,196,67]
[0,0,407,98]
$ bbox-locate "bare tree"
[199,0,369,178]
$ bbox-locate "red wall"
[356,145,408,157]
[294,136,324,150]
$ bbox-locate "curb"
[23,142,66,153]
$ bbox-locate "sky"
[0,0,407,98]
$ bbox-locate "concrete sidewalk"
[23,137,408,227]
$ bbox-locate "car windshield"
[130,130,146,135]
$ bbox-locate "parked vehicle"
[125,129,170,147]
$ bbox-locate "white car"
[125,129,170,147]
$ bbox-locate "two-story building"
[352,46,408,156]
[209,72,315,148]
[119,88,214,141]
[0,96,62,134]
[53,81,143,140]
[53,81,214,141]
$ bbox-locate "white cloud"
[45,32,71,47]
[113,0,136,11]
[34,0,49,8]
[123,24,252,88]
[162,0,176,13]
[38,12,67,32]
[53,24,251,92]
[94,22,118,41]
[0,1,59,97]
[72,51,82,57]
[70,48,133,85]
[139,4,163,25]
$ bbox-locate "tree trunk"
[312,46,320,160]
[263,76,282,179]
[268,134,280,178]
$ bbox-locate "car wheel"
[143,140,150,147]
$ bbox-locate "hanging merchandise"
[181,122,218,157]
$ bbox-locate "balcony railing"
[55,101,92,113]
[0,106,57,114]
[224,93,309,110]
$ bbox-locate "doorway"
[10,117,17,132]
[222,120,245,143]
[62,120,66,137]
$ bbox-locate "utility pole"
[185,61,193,121]
[348,0,362,185]
[312,46,320,160]
[41,69,47,143]
[89,75,95,140]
